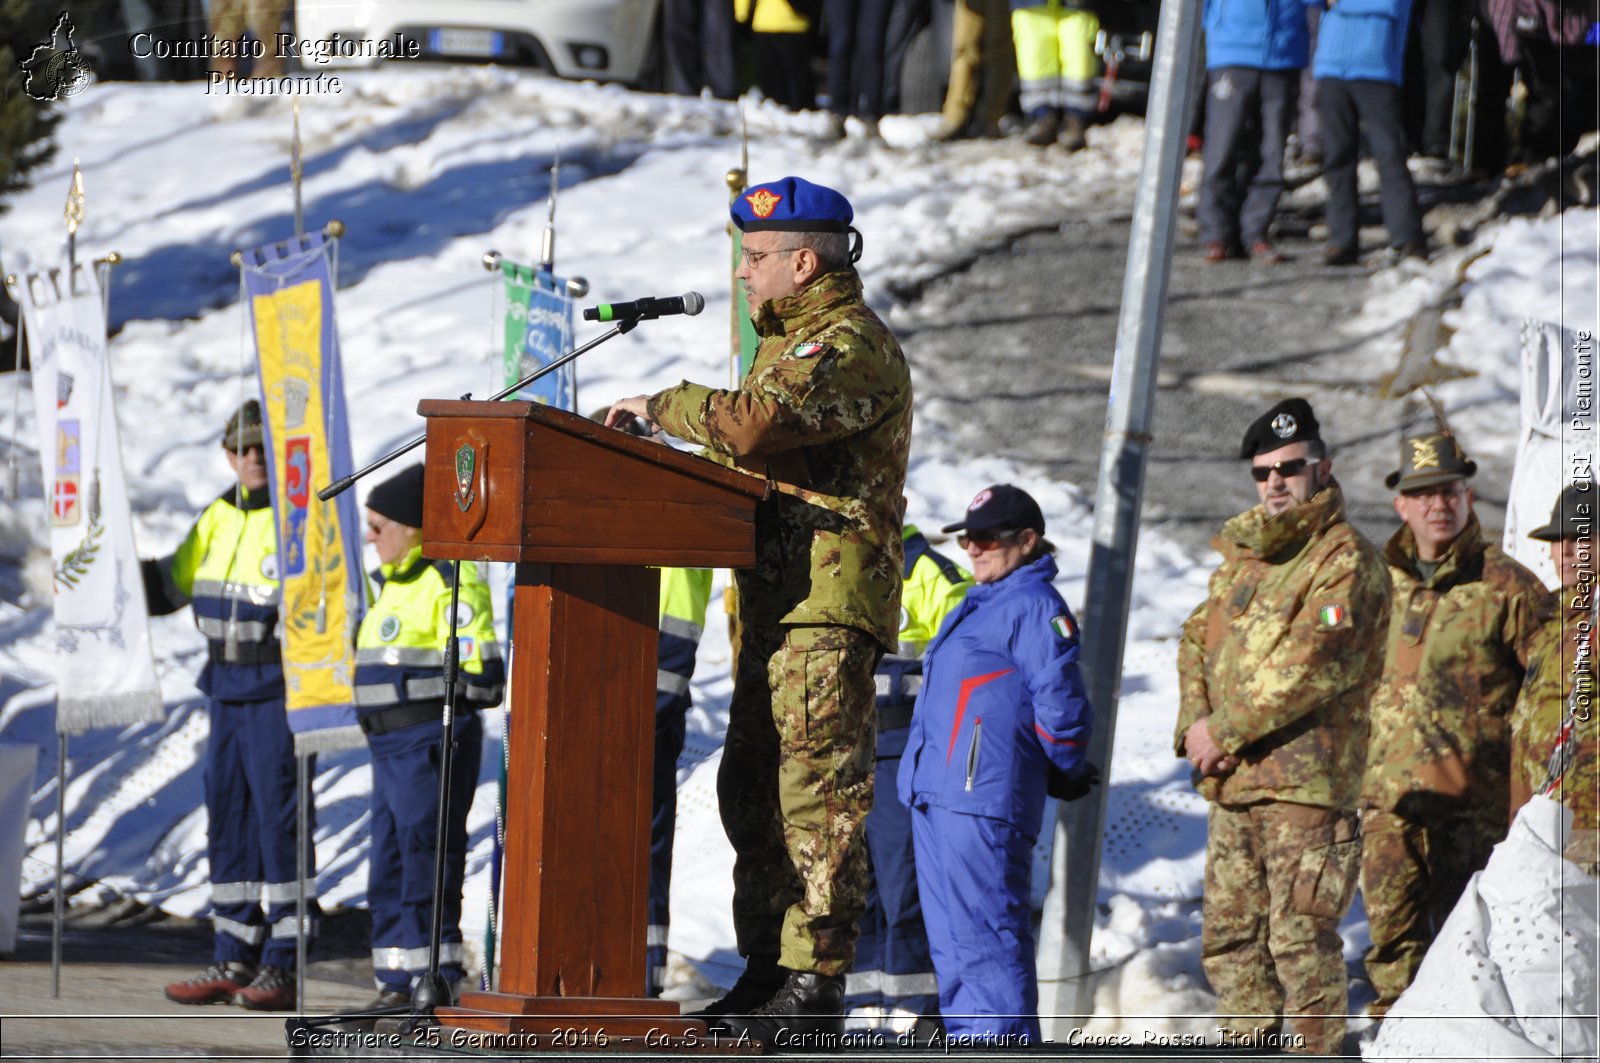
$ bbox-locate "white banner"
[19,267,163,734]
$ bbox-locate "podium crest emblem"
[455,443,478,512]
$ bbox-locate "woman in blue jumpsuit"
[897,484,1095,1043]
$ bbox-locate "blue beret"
[732,176,853,233]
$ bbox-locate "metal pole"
[1046,0,1205,1031]
[292,101,304,241]
[52,732,66,998]
[296,752,309,1016]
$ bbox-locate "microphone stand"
[317,317,638,503]
[293,316,641,1041]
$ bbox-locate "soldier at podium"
[608,175,913,1045]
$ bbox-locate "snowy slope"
[0,65,1592,1037]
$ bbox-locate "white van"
[293,0,661,84]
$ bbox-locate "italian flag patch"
[1318,604,1346,627]
[1051,614,1076,639]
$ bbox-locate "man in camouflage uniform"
[1359,421,1545,1021]
[607,175,911,1044]
[1175,398,1389,1055]
[1510,481,1598,874]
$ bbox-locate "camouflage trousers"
[1202,801,1361,1056]
[719,622,880,976]
[1359,808,1500,1019]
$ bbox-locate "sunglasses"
[1250,458,1310,482]
[958,529,1023,551]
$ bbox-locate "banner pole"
[292,101,304,241]
[52,732,65,998]
[296,752,309,1016]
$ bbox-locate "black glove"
[1047,762,1101,802]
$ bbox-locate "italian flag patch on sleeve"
[1051,614,1076,639]
[1318,604,1347,627]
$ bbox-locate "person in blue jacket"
[1313,0,1426,265]
[897,484,1097,1044]
[1198,0,1322,263]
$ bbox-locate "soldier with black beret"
[1359,411,1545,1023]
[606,176,910,1046]
[1176,397,1390,1054]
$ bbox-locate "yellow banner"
[253,279,358,713]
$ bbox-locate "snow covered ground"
[0,64,1592,1043]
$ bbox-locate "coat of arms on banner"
[53,420,81,526]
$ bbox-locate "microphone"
[583,292,705,322]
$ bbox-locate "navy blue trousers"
[205,697,318,968]
[848,726,939,1021]
[911,804,1040,1043]
[367,713,482,991]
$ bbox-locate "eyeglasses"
[958,529,1023,551]
[741,246,798,268]
[366,517,394,536]
[1250,458,1310,482]
[1401,484,1468,507]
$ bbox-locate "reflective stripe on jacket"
[877,525,973,709]
[898,553,1092,828]
[149,485,283,702]
[355,547,505,728]
[658,567,713,699]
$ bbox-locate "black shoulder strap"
[904,531,965,585]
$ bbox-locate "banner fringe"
[292,724,365,755]
[57,690,164,735]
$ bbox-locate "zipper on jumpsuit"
[965,717,983,792]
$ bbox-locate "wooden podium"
[414,400,767,1048]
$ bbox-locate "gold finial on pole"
[64,161,86,281]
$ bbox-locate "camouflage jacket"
[1510,586,1598,830]
[648,269,912,649]
[1175,482,1390,808]
[1360,516,1545,824]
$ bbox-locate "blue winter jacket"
[1204,0,1321,71]
[1312,0,1413,84]
[897,554,1093,831]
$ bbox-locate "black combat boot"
[720,968,845,1049]
[688,954,785,1031]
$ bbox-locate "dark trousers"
[825,0,895,118]
[752,32,817,111]
[367,714,482,991]
[663,0,738,99]
[1405,0,1470,158]
[1297,5,1323,157]
[205,697,319,968]
[1199,67,1299,248]
[1319,78,1426,252]
[846,723,938,1021]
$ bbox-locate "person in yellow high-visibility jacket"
[1011,0,1100,149]
[354,464,505,1007]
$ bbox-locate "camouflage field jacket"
[1175,483,1390,809]
[1510,585,1597,830]
[649,269,912,650]
[1360,517,1545,825]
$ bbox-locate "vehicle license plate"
[429,29,503,57]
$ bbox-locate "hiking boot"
[822,113,847,142]
[1248,240,1286,265]
[1202,240,1243,263]
[1058,113,1088,152]
[688,955,785,1030]
[722,969,845,1047]
[368,987,412,1011]
[1023,108,1061,147]
[1324,244,1359,267]
[233,964,296,1011]
[164,961,255,1005]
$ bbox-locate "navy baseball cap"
[941,484,1046,536]
[732,176,853,234]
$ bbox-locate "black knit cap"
[941,484,1046,536]
[367,463,425,529]
[1238,398,1321,459]
[1530,482,1595,542]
